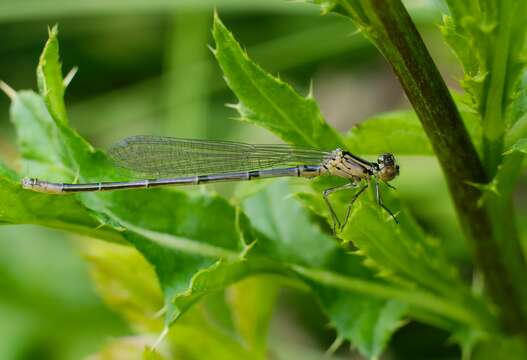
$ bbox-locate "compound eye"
[383,154,395,165]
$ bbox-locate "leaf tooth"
[206,44,217,57]
[306,79,315,100]
[225,102,242,111]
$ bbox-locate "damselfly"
[21,136,400,230]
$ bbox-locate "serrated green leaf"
[212,13,344,150]
[37,25,68,125]
[238,179,407,358]
[239,181,429,356]
[344,202,491,312]
[295,179,496,331]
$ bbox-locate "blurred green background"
[0,0,483,359]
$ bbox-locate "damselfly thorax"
[322,149,399,182]
[21,136,400,231]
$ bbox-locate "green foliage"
[0,22,436,358]
[3,1,527,358]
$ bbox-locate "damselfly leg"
[323,181,370,233]
[323,182,356,233]
[341,184,369,230]
[374,178,398,223]
[384,182,396,190]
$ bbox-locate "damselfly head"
[376,153,399,182]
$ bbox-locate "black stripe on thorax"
[342,151,373,167]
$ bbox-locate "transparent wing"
[108,135,330,177]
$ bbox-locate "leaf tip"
[206,44,217,57]
[48,24,59,38]
[212,8,224,31]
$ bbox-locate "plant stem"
[350,0,527,334]
[481,0,512,178]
